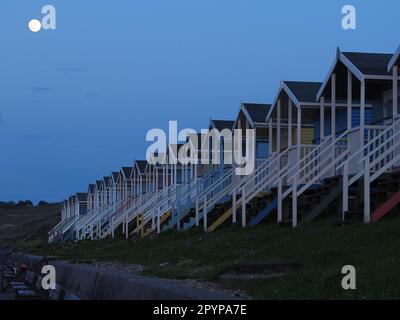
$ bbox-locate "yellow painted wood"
[159,210,171,225]
[141,210,172,238]
[256,192,268,198]
[300,127,314,144]
[208,207,233,232]
[142,227,153,238]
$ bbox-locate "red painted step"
[371,191,400,222]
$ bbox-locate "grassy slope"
[26,215,400,299]
[0,203,60,247]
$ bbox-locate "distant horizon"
[1,0,399,202]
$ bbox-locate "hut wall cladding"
[313,108,373,143]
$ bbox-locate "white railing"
[133,170,220,236]
[234,151,287,220]
[340,119,400,222]
[273,131,352,226]
[196,152,282,229]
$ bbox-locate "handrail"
[297,148,351,197]
[287,130,350,184]
[337,121,398,171]
[139,170,220,229]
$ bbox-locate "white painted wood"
[277,179,282,223]
[241,189,246,228]
[331,74,336,176]
[232,189,237,224]
[342,161,349,221]
[277,99,281,152]
[269,119,273,154]
[320,96,325,141]
[393,65,398,118]
[331,74,336,139]
[157,208,161,234]
[360,80,366,150]
[347,70,352,130]
[195,199,199,226]
[125,216,129,239]
[203,199,208,231]
[288,99,292,147]
[292,173,297,228]
[364,157,370,223]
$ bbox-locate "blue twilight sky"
[0,0,398,203]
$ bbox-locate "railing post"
[292,166,298,228]
[195,199,199,226]
[125,215,129,239]
[232,189,237,224]
[364,157,371,223]
[111,217,115,239]
[241,189,246,228]
[342,161,349,222]
[203,199,208,232]
[152,210,155,230]
[278,179,283,223]
[157,208,161,234]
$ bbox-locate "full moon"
[28,19,41,32]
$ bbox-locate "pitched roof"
[103,176,110,185]
[95,180,102,190]
[211,120,234,131]
[342,51,392,76]
[121,167,133,178]
[284,81,322,103]
[388,46,400,71]
[135,160,148,174]
[76,193,87,202]
[111,172,119,181]
[88,184,95,193]
[317,48,394,101]
[242,103,271,123]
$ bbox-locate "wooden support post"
[157,208,161,234]
[364,157,370,223]
[125,216,129,239]
[293,107,301,228]
[269,118,273,154]
[195,199,199,226]
[360,80,366,151]
[347,70,352,130]
[241,189,246,228]
[292,174,297,228]
[232,189,237,224]
[393,65,398,118]
[342,161,349,222]
[297,108,301,160]
[320,96,325,142]
[288,99,292,147]
[278,179,282,223]
[277,99,281,152]
[203,199,208,231]
[331,73,336,145]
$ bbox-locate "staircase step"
[248,198,277,227]
[371,190,400,222]
[302,183,342,224]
